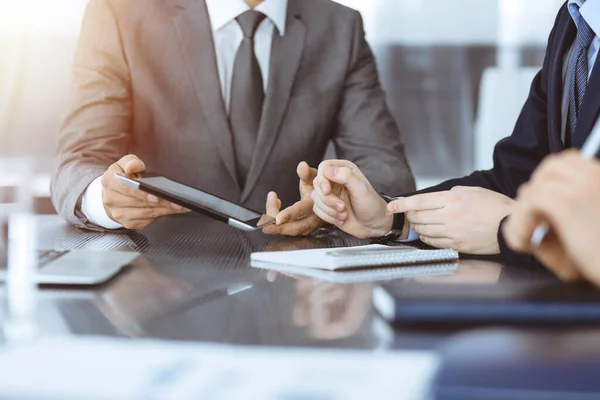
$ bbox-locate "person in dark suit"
[50,0,415,234]
[307,0,600,260]
[504,150,600,285]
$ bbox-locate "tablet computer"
[116,174,275,232]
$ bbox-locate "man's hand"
[388,187,515,254]
[505,197,581,282]
[101,154,189,230]
[263,162,325,236]
[311,160,393,239]
[504,150,600,284]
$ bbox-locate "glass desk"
[0,214,568,350]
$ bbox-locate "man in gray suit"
[51,0,414,234]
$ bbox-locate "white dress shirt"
[81,0,288,229]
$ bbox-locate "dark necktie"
[229,10,267,187]
[568,12,596,144]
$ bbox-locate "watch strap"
[374,195,410,243]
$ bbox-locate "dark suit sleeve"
[332,11,416,196]
[50,0,132,228]
[497,216,545,268]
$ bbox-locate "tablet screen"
[140,177,260,222]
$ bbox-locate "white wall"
[0,0,87,163]
[336,0,565,45]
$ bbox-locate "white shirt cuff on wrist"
[400,225,421,242]
[81,176,124,230]
[393,196,420,243]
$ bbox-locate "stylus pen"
[530,122,600,248]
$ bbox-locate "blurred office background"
[0,0,565,213]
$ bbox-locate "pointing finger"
[388,192,449,213]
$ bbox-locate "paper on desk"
[0,336,439,400]
[252,244,459,272]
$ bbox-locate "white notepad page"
[251,244,459,271]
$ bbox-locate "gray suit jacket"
[51,0,415,228]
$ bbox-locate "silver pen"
[530,122,600,247]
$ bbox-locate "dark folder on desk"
[432,329,600,400]
[374,281,600,325]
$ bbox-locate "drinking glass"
[0,157,38,344]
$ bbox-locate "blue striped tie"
[568,13,596,144]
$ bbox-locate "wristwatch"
[372,195,410,244]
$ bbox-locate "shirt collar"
[568,0,600,38]
[205,0,288,36]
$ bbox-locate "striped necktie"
[568,12,596,144]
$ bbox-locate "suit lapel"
[240,8,307,202]
[549,11,576,150]
[572,55,600,149]
[171,0,240,191]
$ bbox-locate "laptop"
[0,184,139,285]
[0,248,139,285]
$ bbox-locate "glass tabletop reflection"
[1,214,557,350]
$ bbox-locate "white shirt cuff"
[399,224,421,242]
[81,176,124,230]
[392,196,420,243]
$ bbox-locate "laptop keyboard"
[38,249,69,268]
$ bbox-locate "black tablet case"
[375,281,600,325]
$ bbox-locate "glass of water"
[0,157,38,344]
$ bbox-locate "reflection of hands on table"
[95,257,194,336]
[414,259,502,284]
[263,236,331,253]
[293,278,373,340]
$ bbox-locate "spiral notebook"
[251,244,459,272]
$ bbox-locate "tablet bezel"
[115,174,275,231]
